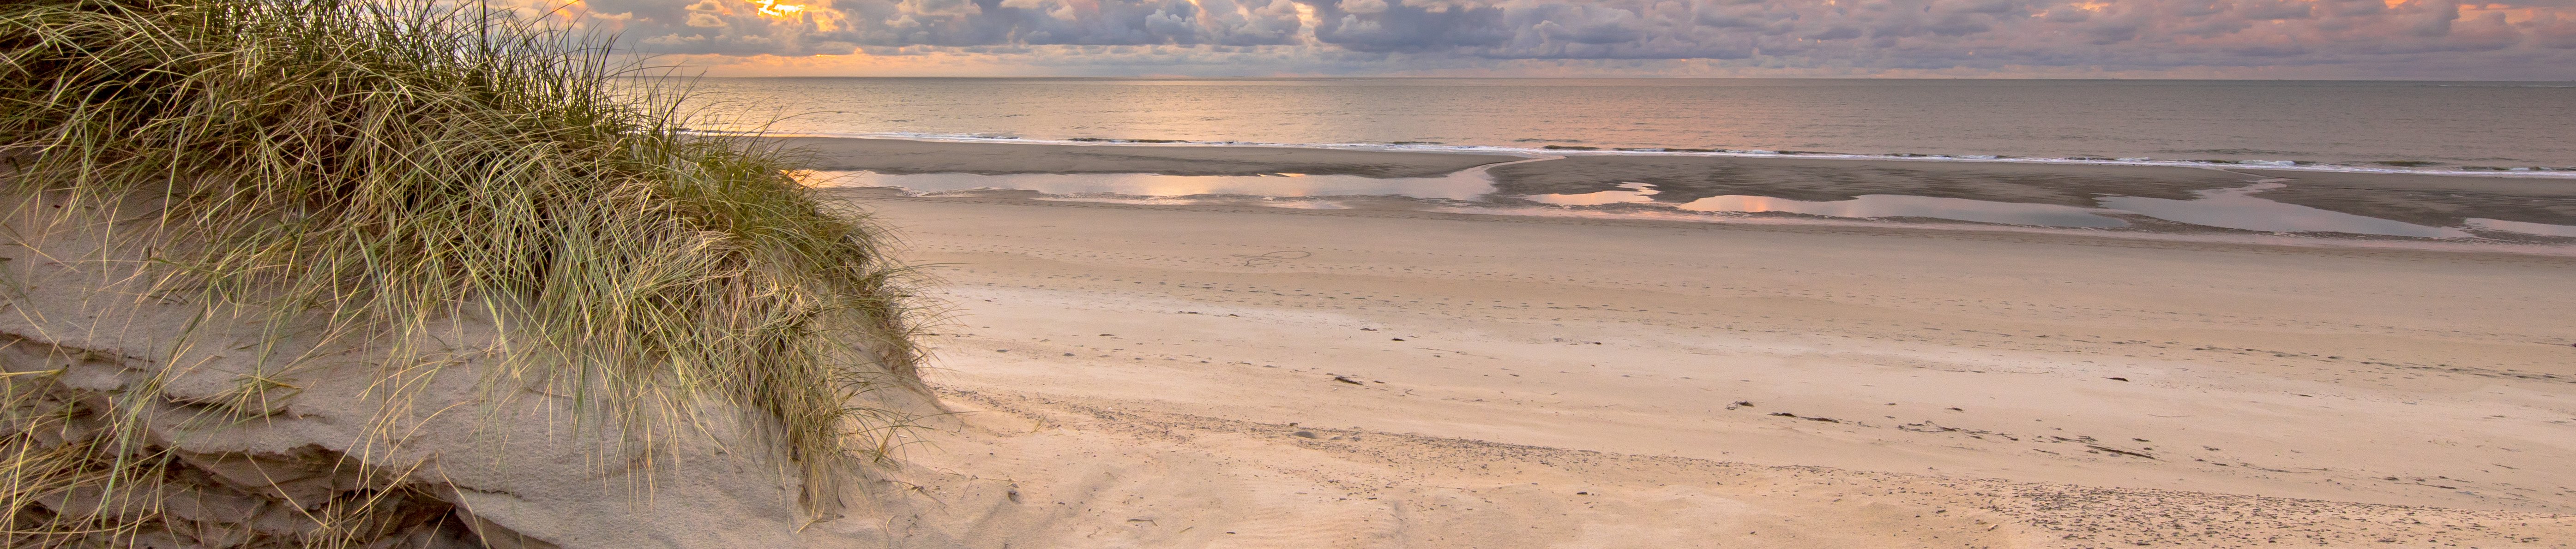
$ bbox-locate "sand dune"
[854,193,2576,547]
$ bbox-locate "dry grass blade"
[0,0,925,545]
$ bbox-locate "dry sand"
[850,192,2576,548]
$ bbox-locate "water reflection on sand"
[1681,195,2131,228]
[810,169,1496,201]
[1523,182,1662,206]
[1525,185,2131,228]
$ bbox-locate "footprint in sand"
[1232,250,1312,267]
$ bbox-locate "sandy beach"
[803,143,2576,547]
[16,6,2576,547]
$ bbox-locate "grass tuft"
[1,0,923,543]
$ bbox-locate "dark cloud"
[560,0,2576,76]
[1306,0,1513,51]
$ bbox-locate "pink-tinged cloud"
[546,0,2576,77]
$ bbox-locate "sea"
[683,78,2576,173]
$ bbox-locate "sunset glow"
[583,0,2576,78]
[747,0,804,17]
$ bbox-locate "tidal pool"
[1523,183,2130,227]
[1522,182,1663,206]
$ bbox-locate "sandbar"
[2239,168,2576,227]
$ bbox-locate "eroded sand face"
[858,195,2576,548]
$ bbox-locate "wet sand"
[2236,169,2576,227]
[854,192,2576,547]
[1482,155,2250,205]
[770,137,1517,178]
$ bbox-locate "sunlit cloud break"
[543,0,2576,77]
[747,0,806,17]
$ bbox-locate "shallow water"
[1524,184,2131,227]
[820,170,2574,239]
[1677,195,2130,228]
[1523,183,1662,206]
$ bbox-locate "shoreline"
[783,136,2576,248]
[749,132,2576,178]
[830,188,2576,257]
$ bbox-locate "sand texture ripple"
[853,194,2576,548]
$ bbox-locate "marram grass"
[0,0,922,544]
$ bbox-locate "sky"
[532,0,2576,78]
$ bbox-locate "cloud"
[546,0,2576,77]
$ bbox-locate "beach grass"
[1,0,921,544]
